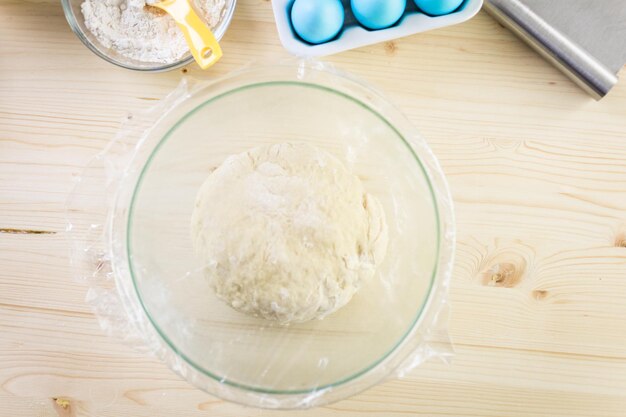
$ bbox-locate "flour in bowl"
[81,0,226,64]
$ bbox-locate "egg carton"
[272,0,483,56]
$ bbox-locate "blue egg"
[351,0,406,30]
[413,0,464,16]
[290,0,345,44]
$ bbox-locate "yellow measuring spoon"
[147,0,223,69]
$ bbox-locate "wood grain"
[1,0,626,416]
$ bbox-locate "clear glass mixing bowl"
[61,0,236,71]
[108,62,455,408]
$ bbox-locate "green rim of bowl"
[127,81,441,395]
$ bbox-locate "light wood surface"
[2,1,626,416]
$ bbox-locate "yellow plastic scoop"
[147,0,223,69]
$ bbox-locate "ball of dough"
[191,143,388,323]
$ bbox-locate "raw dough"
[191,143,388,323]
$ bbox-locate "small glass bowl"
[61,0,236,72]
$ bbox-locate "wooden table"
[2,1,626,416]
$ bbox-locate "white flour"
[81,0,226,64]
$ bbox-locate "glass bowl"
[108,62,455,408]
[61,0,236,72]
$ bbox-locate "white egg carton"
[272,0,483,57]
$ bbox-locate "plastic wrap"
[66,60,456,409]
